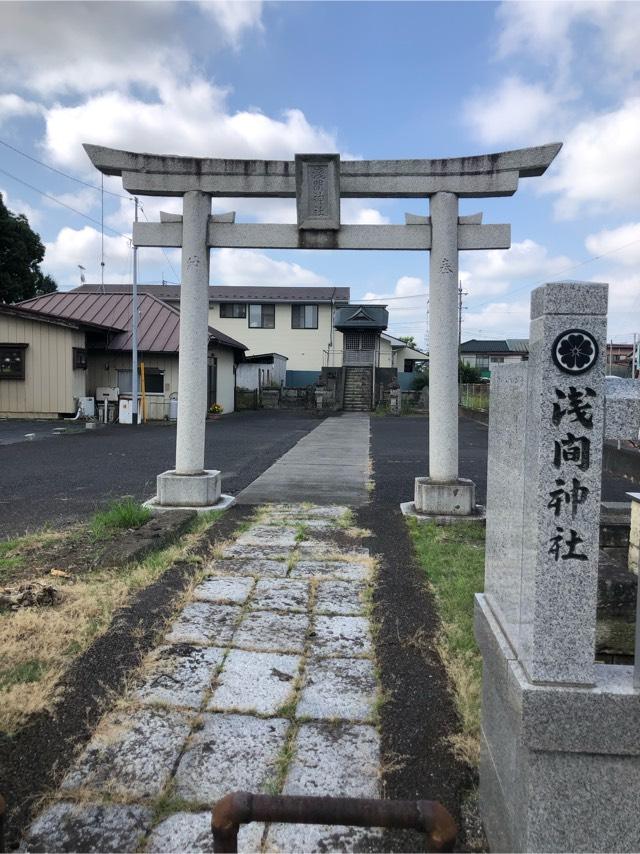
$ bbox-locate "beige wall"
[0,316,86,417]
[209,303,342,371]
[210,345,235,414]
[86,348,237,420]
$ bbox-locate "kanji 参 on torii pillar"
[84,142,561,511]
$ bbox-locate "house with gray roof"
[460,338,529,378]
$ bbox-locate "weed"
[90,498,152,540]
[406,518,485,767]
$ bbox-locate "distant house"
[70,284,350,382]
[460,338,529,378]
[379,332,428,372]
[6,292,246,419]
[236,353,288,391]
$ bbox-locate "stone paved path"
[236,415,370,507]
[24,505,383,853]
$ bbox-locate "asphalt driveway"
[0,411,325,538]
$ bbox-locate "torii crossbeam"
[84,143,561,512]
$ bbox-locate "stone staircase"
[343,367,373,411]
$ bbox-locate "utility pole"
[131,197,139,426]
[458,281,468,356]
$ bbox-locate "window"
[490,356,504,364]
[475,355,490,369]
[0,343,27,379]
[291,304,318,329]
[220,303,246,319]
[248,304,275,329]
[73,347,88,369]
[117,367,165,395]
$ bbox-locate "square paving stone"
[265,823,383,853]
[61,707,192,799]
[26,802,153,853]
[291,560,369,582]
[310,615,372,658]
[233,610,309,654]
[297,657,377,721]
[236,525,299,547]
[284,721,379,796]
[164,602,242,646]
[298,542,369,559]
[265,721,381,853]
[192,576,254,605]
[174,713,288,803]
[221,543,292,560]
[315,579,367,615]
[135,645,225,709]
[253,578,309,613]
[209,649,300,715]
[146,811,263,853]
[206,558,288,578]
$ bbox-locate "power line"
[0,137,131,200]
[0,166,132,241]
[139,204,180,283]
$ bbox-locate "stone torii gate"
[84,143,561,510]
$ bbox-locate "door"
[207,355,217,411]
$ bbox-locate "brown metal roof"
[0,301,85,331]
[71,283,351,304]
[17,292,247,353]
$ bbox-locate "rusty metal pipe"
[212,791,457,853]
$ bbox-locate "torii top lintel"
[83,142,561,199]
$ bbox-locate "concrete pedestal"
[414,476,476,515]
[476,594,640,853]
[156,469,222,508]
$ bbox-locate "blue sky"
[0,0,639,346]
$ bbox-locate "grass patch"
[406,518,485,767]
[0,509,223,734]
[90,498,152,540]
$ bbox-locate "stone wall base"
[475,593,640,852]
[414,476,476,515]
[156,469,221,507]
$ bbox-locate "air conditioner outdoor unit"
[78,396,95,417]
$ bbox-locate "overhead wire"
[0,136,132,200]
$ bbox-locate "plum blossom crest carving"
[552,329,599,375]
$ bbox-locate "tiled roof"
[460,338,530,354]
[70,283,351,304]
[17,292,246,353]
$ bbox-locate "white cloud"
[585,223,640,267]
[211,248,329,286]
[462,299,531,339]
[197,1,263,46]
[0,3,190,96]
[460,239,573,298]
[45,187,100,216]
[544,98,640,218]
[0,186,42,227]
[361,276,428,342]
[43,226,132,289]
[43,79,353,173]
[464,77,561,147]
[496,1,640,80]
[0,93,41,124]
[342,203,390,226]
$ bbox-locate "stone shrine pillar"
[412,191,476,517]
[476,281,640,852]
[156,191,223,508]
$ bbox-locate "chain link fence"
[458,383,490,412]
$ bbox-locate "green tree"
[411,366,429,390]
[459,361,482,383]
[399,335,417,348]
[0,193,57,303]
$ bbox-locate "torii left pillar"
[156,191,223,507]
